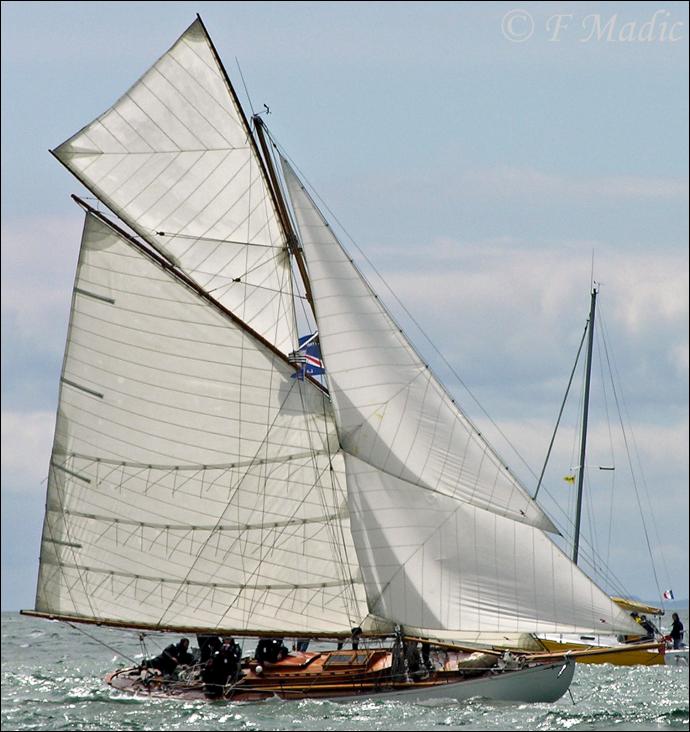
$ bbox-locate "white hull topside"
[335,659,576,704]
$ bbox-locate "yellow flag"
[563,474,575,484]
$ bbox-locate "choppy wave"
[2,613,688,731]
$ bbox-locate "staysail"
[281,159,554,533]
[281,160,640,636]
[52,18,296,354]
[36,209,368,633]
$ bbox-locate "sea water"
[1,612,688,731]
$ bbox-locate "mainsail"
[36,208,368,633]
[52,19,295,354]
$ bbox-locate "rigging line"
[600,326,664,600]
[213,458,346,627]
[235,57,257,118]
[533,322,588,500]
[158,377,330,629]
[205,249,285,289]
[329,465,362,625]
[300,385,359,625]
[238,240,305,617]
[147,152,249,261]
[65,621,139,665]
[584,464,599,578]
[598,309,668,598]
[155,231,283,249]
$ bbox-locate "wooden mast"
[253,115,314,308]
[572,286,598,564]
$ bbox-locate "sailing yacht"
[529,288,670,666]
[22,16,650,702]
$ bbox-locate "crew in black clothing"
[337,627,363,651]
[254,637,288,664]
[197,634,223,663]
[670,613,685,650]
[144,638,194,675]
[202,637,243,698]
[421,642,433,670]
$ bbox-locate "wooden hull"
[538,638,664,666]
[105,650,575,703]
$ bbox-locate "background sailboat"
[531,287,678,665]
[21,16,650,701]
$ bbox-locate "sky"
[1,1,688,612]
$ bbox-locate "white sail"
[53,19,295,354]
[281,159,555,533]
[346,454,640,635]
[36,211,368,633]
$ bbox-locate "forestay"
[52,19,295,354]
[36,211,368,633]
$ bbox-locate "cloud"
[365,238,688,400]
[458,167,689,201]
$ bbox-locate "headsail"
[52,18,296,353]
[346,453,639,635]
[36,209,368,633]
[280,159,640,636]
[280,158,555,533]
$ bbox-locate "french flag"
[663,589,674,600]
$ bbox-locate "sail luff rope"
[40,247,100,622]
